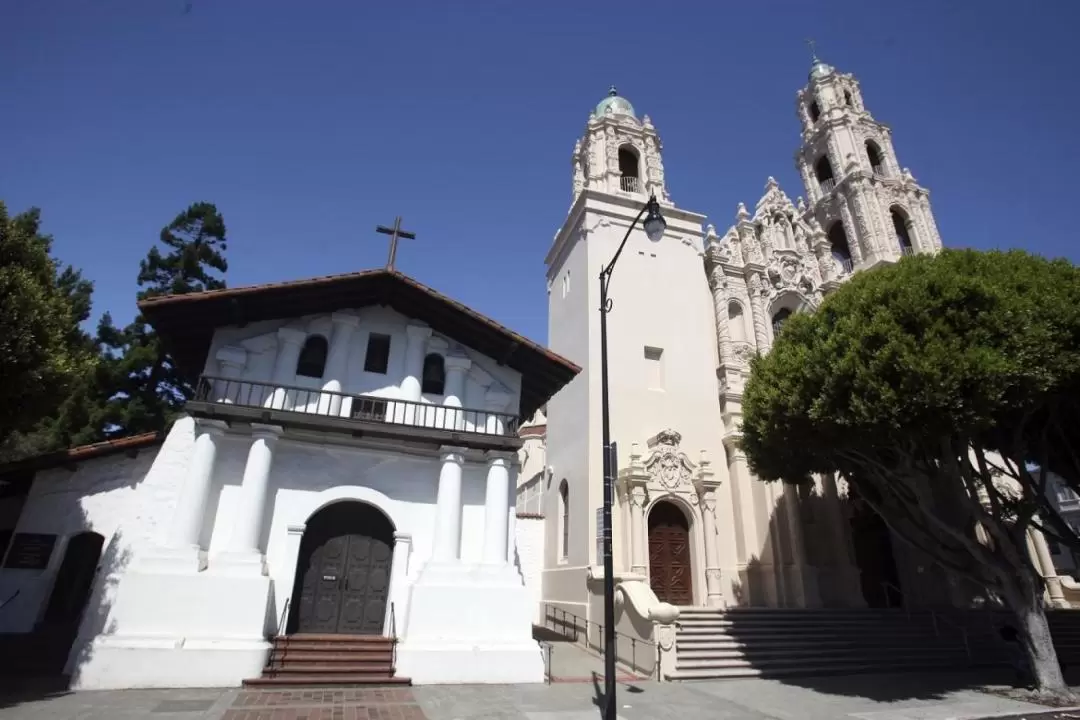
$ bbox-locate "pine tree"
[99,202,228,437]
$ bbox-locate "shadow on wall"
[718,480,1015,701]
[0,510,133,707]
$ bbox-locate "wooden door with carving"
[290,502,395,635]
[648,501,693,606]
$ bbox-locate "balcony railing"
[819,177,836,194]
[834,256,854,275]
[620,175,640,193]
[871,164,887,178]
[191,375,519,438]
[899,244,915,256]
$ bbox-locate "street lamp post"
[598,194,666,720]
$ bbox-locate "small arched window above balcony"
[815,156,836,194]
[772,308,793,338]
[421,353,446,395]
[866,140,885,177]
[618,145,640,193]
[296,335,328,378]
[844,90,853,107]
[891,206,915,255]
[808,101,821,123]
[728,301,747,343]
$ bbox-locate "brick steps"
[244,634,409,688]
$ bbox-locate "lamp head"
[643,195,666,243]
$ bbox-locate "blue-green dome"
[594,86,636,118]
[809,59,834,81]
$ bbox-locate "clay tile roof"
[0,432,164,479]
[137,268,580,420]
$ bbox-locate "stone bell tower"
[542,87,735,614]
[794,54,943,271]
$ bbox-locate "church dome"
[594,86,636,118]
[809,59,834,81]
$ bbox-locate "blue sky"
[3,1,1077,346]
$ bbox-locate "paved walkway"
[0,672,1059,720]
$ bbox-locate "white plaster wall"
[203,305,522,419]
[545,189,735,608]
[0,418,195,663]
[199,433,496,633]
[514,515,545,625]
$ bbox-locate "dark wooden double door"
[290,502,394,635]
[648,501,694,606]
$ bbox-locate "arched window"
[828,221,853,272]
[866,140,885,176]
[772,308,793,338]
[295,335,328,378]
[421,353,445,395]
[891,206,915,255]
[844,90,853,107]
[559,480,570,559]
[808,101,821,123]
[728,301,747,343]
[815,156,835,194]
[618,145,640,193]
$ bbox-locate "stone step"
[241,674,410,687]
[269,664,396,674]
[269,651,393,663]
[667,655,1001,681]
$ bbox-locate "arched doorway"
[847,490,903,608]
[288,502,394,635]
[43,531,104,626]
[648,500,693,606]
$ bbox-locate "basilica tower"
[542,88,735,615]
[795,55,943,270]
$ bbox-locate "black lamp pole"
[598,194,665,720]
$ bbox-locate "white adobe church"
[0,270,578,688]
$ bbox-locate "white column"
[483,452,513,565]
[322,313,360,416]
[167,419,228,553]
[432,446,466,562]
[484,389,512,435]
[701,490,724,607]
[1030,528,1069,608]
[630,486,647,575]
[214,346,246,403]
[228,424,284,555]
[443,355,471,430]
[385,531,413,636]
[268,327,307,410]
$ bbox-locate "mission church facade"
[531,54,957,629]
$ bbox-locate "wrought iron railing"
[819,177,836,194]
[871,164,887,178]
[899,244,915,256]
[834,256,854,275]
[620,175,640,193]
[192,375,519,437]
[389,602,398,670]
[265,597,290,676]
[542,603,658,680]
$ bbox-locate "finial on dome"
[608,85,618,97]
[805,38,834,80]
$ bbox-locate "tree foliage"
[0,203,98,450]
[97,202,228,437]
[741,248,1080,692]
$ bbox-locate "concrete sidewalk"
[0,671,1057,720]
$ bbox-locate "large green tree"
[0,202,98,453]
[97,202,228,437]
[741,248,1080,693]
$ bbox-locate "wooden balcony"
[186,375,522,451]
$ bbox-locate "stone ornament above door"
[619,428,717,504]
[644,429,695,492]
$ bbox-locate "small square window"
[364,334,391,374]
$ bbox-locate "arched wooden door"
[43,531,104,626]
[648,501,693,606]
[289,502,394,635]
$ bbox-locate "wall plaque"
[3,533,57,570]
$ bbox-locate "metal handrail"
[193,374,520,437]
[389,602,397,670]
[880,580,909,620]
[880,581,971,661]
[0,589,20,613]
[265,597,290,675]
[542,603,658,680]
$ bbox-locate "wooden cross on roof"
[375,216,416,272]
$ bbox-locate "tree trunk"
[1011,583,1067,692]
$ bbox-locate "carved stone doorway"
[288,502,394,635]
[648,500,693,606]
[848,491,903,608]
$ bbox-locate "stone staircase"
[666,607,1080,681]
[243,634,410,687]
